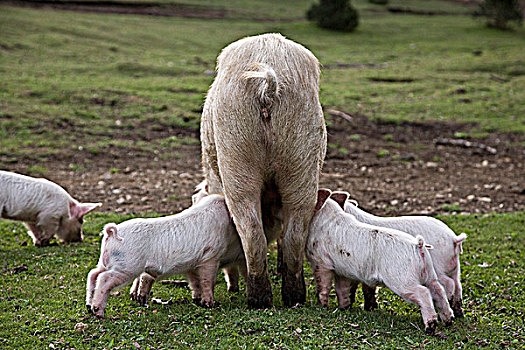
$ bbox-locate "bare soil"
[4,112,524,217]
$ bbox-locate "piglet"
[85,194,245,318]
[306,190,454,335]
[331,191,467,317]
[0,170,101,246]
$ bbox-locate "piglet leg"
[397,285,439,335]
[197,259,220,308]
[452,269,464,318]
[130,277,140,302]
[313,265,333,308]
[186,270,202,305]
[86,266,106,313]
[362,284,378,311]
[91,270,130,318]
[428,279,454,326]
[334,275,353,309]
[136,273,156,306]
[223,266,239,293]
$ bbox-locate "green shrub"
[475,0,523,29]
[307,0,359,32]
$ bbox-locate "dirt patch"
[3,111,523,217]
[0,0,300,21]
[1,0,229,19]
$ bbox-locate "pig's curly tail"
[242,63,280,113]
[104,223,123,241]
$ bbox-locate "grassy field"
[0,0,524,348]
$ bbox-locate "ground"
[4,111,523,217]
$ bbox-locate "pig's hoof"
[34,240,50,247]
[451,299,464,318]
[444,316,454,327]
[338,303,351,311]
[192,297,202,306]
[137,294,149,306]
[281,269,305,307]
[86,304,93,314]
[200,300,218,309]
[130,292,137,302]
[454,307,464,319]
[363,300,378,311]
[246,275,273,309]
[424,320,438,335]
[227,285,239,294]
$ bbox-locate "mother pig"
[200,33,326,308]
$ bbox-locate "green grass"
[0,212,523,348]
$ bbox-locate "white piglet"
[85,194,245,318]
[0,170,101,246]
[306,190,454,335]
[331,191,467,318]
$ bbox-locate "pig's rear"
[201,33,327,307]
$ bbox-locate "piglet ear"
[330,191,350,210]
[70,201,102,219]
[315,189,332,213]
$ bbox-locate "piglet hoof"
[227,285,239,294]
[130,292,138,302]
[86,304,93,314]
[424,319,438,336]
[451,299,464,318]
[338,304,351,311]
[363,300,378,311]
[34,239,50,247]
[200,299,218,309]
[444,316,455,327]
[137,294,149,306]
[192,297,202,306]
[454,307,464,319]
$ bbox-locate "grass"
[0,212,523,348]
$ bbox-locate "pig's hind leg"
[223,189,272,309]
[427,279,454,326]
[313,265,333,307]
[334,275,354,309]
[277,171,319,307]
[86,266,106,313]
[223,266,240,293]
[393,284,439,335]
[279,203,316,307]
[197,259,220,308]
[91,270,131,318]
[130,273,156,306]
[186,270,202,305]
